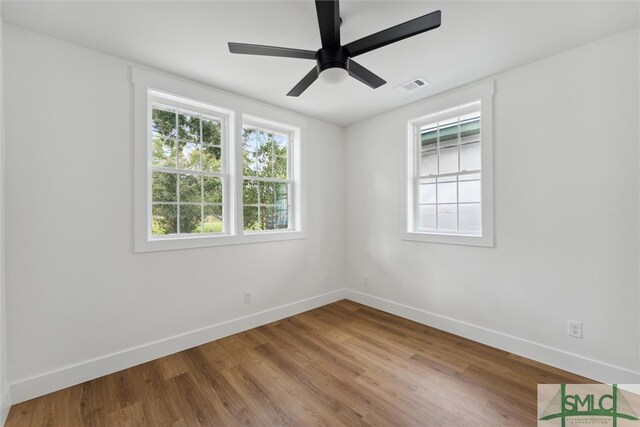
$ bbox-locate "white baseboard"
[10,288,347,404]
[10,287,638,407]
[1,385,11,426]
[345,289,640,384]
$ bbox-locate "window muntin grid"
[415,108,482,234]
[242,124,292,232]
[150,102,226,237]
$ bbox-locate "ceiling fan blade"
[287,67,319,97]
[315,0,341,48]
[228,42,316,60]
[347,59,386,89]
[344,10,441,58]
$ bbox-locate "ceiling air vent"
[395,77,429,93]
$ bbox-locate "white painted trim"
[404,80,495,247]
[10,287,636,405]
[1,385,10,426]
[345,289,640,384]
[10,289,347,404]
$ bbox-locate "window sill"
[135,230,307,253]
[402,231,494,247]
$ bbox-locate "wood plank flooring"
[6,300,591,426]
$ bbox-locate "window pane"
[178,141,201,170]
[256,146,274,178]
[243,128,258,152]
[260,181,275,205]
[420,150,437,176]
[179,174,202,203]
[203,176,222,204]
[419,205,436,230]
[421,132,437,149]
[460,142,481,171]
[178,112,200,142]
[152,204,177,235]
[202,118,221,145]
[275,156,287,179]
[459,203,481,233]
[421,129,437,150]
[243,150,258,176]
[459,178,481,203]
[418,179,436,204]
[437,121,459,149]
[273,134,288,155]
[179,204,202,234]
[203,205,223,233]
[243,127,289,179]
[243,206,260,231]
[202,145,221,172]
[437,204,457,231]
[438,146,459,174]
[152,171,177,202]
[460,117,480,143]
[152,107,176,138]
[152,136,176,168]
[262,206,276,230]
[275,183,288,209]
[243,180,259,205]
[437,179,457,204]
[275,206,289,229]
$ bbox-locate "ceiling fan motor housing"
[316,46,349,73]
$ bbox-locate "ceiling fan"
[228,1,441,97]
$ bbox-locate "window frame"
[148,93,231,239]
[404,81,494,247]
[133,68,306,252]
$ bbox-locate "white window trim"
[403,80,495,247]
[133,67,306,252]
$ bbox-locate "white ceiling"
[3,1,638,126]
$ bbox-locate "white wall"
[0,5,9,425]
[3,24,346,402]
[345,28,640,383]
[2,17,639,406]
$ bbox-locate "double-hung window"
[133,68,304,252]
[149,96,228,237]
[405,81,494,247]
[416,105,481,233]
[242,120,293,232]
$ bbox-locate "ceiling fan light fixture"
[319,67,349,84]
[227,1,441,97]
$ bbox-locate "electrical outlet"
[568,320,582,338]
[363,275,369,285]
[244,290,252,303]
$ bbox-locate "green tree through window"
[242,126,290,231]
[150,104,224,236]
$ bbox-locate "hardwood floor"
[7,300,591,426]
